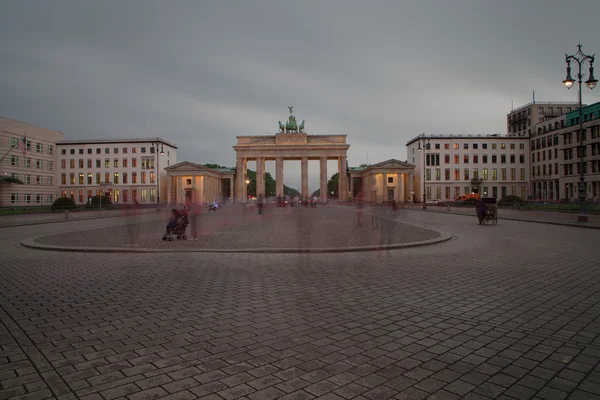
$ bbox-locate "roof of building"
[507,101,580,115]
[57,137,178,148]
[405,133,526,146]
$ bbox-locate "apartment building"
[560,101,600,202]
[406,134,530,202]
[506,101,580,137]
[57,138,177,205]
[0,117,64,206]
[530,114,565,201]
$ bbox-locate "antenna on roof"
[511,100,514,111]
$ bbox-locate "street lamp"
[562,44,597,223]
[417,133,431,209]
[151,138,164,205]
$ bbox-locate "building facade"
[560,102,600,202]
[56,139,177,205]
[530,114,566,201]
[348,160,415,203]
[507,101,580,138]
[0,117,64,207]
[406,134,530,202]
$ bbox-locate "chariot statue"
[277,106,305,134]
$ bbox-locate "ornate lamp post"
[562,44,597,222]
[417,133,431,209]
[151,138,164,205]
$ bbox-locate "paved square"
[1,206,600,399]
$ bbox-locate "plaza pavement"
[1,207,600,399]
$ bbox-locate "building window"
[114,148,119,154]
[114,159,119,168]
[464,169,469,180]
[79,190,84,203]
[96,159,101,168]
[132,189,138,202]
[141,172,146,183]
[132,147,137,153]
[492,155,497,163]
[426,169,431,181]
[387,176,393,183]
[519,155,525,163]
[96,148,101,154]
[87,174,93,184]
[79,173,84,184]
[444,154,450,163]
[105,173,110,184]
[482,155,488,164]
[87,159,92,168]
[105,159,110,168]
[123,147,128,154]
[25,193,31,204]
[70,149,75,155]
[501,169,507,180]
[105,148,110,154]
[454,155,460,164]
[36,143,43,153]
[141,147,147,153]
[10,155,18,166]
[141,189,147,202]
[69,159,74,168]
[520,168,525,180]
[70,173,75,184]
[435,169,441,181]
[61,174,66,185]
[453,143,459,149]
[444,144,450,150]
[463,143,469,149]
[132,158,137,168]
[445,169,450,180]
[472,169,479,180]
[114,173,120,184]
[79,159,84,168]
[61,149,66,155]
[510,168,516,181]
[482,169,488,180]
[520,143,525,150]
[61,160,66,169]
[48,145,54,155]
[11,193,18,204]
[492,169,497,180]
[87,148,92,154]
[473,155,478,164]
[510,155,515,163]
[123,173,128,184]
[473,143,478,149]
[132,172,138,183]
[482,143,488,149]
[123,158,128,168]
[96,173,101,184]
[454,169,460,180]
[500,155,506,164]
[463,155,469,164]
[24,175,31,184]
[150,189,156,202]
[510,143,515,150]
[24,158,31,167]
[492,143,497,149]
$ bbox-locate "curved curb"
[20,232,452,254]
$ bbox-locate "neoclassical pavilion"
[349,159,416,203]
[164,107,416,204]
[164,162,234,205]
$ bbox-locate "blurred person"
[356,191,365,226]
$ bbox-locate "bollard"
[65,210,69,220]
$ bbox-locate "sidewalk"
[416,205,600,229]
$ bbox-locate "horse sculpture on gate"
[277,106,305,134]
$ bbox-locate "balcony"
[471,178,483,186]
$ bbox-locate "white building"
[0,117,64,207]
[56,138,177,205]
[406,134,530,202]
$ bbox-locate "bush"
[51,197,76,211]
[498,195,524,206]
[87,195,112,208]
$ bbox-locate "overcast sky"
[1,0,599,191]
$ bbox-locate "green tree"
[327,173,339,198]
[311,188,320,197]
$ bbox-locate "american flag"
[17,136,27,156]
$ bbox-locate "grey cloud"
[1,0,599,189]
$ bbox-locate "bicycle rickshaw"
[481,197,498,225]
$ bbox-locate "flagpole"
[0,135,26,165]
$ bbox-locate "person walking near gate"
[257,194,264,215]
[189,198,202,240]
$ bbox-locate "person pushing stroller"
[162,208,189,240]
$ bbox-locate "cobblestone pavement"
[1,208,600,399]
[30,206,440,250]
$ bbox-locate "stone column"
[258,157,266,198]
[176,176,183,204]
[235,157,244,203]
[276,157,284,198]
[349,176,354,200]
[229,177,234,200]
[320,156,327,203]
[301,157,308,198]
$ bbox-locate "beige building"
[164,162,234,205]
[56,138,177,205]
[0,117,64,207]
[349,160,415,203]
[406,134,530,202]
[530,114,566,201]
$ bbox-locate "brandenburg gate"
[233,107,351,202]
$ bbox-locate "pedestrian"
[356,191,365,226]
[189,199,202,240]
[257,194,264,215]
[476,198,486,225]
[125,201,140,247]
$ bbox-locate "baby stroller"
[162,208,189,241]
